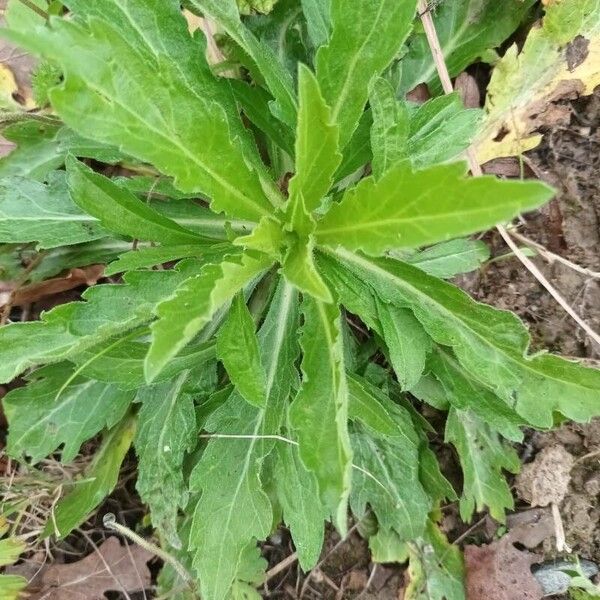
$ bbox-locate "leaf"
[407,94,482,170]
[0,172,108,249]
[146,252,271,382]
[334,108,372,182]
[45,415,136,538]
[281,235,333,302]
[0,259,205,384]
[369,527,409,564]
[316,0,418,148]
[301,0,330,48]
[404,520,465,600]
[316,162,553,254]
[405,239,490,279]
[104,244,224,277]
[446,408,519,521]
[3,364,134,463]
[5,0,280,222]
[369,77,409,179]
[190,280,299,600]
[323,249,600,428]
[273,442,327,570]
[66,157,207,244]
[0,120,122,180]
[474,0,600,163]
[0,537,25,567]
[74,339,216,390]
[289,296,352,533]
[400,0,536,95]
[217,293,267,407]
[286,64,341,224]
[429,348,525,442]
[376,300,431,390]
[135,373,198,547]
[0,574,27,600]
[188,0,298,127]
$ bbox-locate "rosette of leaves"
[0,1,599,599]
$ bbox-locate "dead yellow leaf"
[474,0,600,164]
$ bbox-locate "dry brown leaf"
[20,537,153,600]
[465,536,543,600]
[0,265,105,307]
[454,72,480,109]
[515,445,574,507]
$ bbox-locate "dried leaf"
[20,537,153,600]
[475,0,600,162]
[465,536,543,600]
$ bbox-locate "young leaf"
[400,0,536,94]
[188,0,298,126]
[446,408,520,521]
[316,0,418,148]
[66,158,208,244]
[369,77,409,179]
[146,252,271,382]
[316,162,554,253]
[273,442,327,571]
[0,260,205,384]
[6,0,280,221]
[281,235,333,303]
[3,364,134,464]
[190,281,300,600]
[135,373,198,547]
[286,64,341,225]
[217,293,267,408]
[324,249,600,428]
[44,414,136,538]
[289,296,352,533]
[0,173,108,249]
[376,300,431,391]
[405,239,490,279]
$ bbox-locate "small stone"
[583,473,600,497]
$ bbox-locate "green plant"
[0,1,598,599]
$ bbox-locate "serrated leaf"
[286,64,341,226]
[104,244,226,277]
[281,235,333,302]
[188,0,297,127]
[0,259,205,384]
[446,408,519,521]
[3,364,134,464]
[0,172,109,249]
[376,301,431,390]
[316,162,553,254]
[274,442,327,570]
[135,373,198,547]
[351,421,430,541]
[316,0,418,148]
[234,216,284,256]
[66,157,207,244]
[146,252,271,382]
[190,280,299,600]
[289,296,352,533]
[217,293,267,408]
[404,519,465,600]
[405,239,489,279]
[301,0,330,48]
[369,77,409,179]
[5,0,280,222]
[323,249,600,428]
[474,0,600,163]
[400,0,536,95]
[0,537,25,567]
[74,339,216,390]
[44,414,136,538]
[0,120,122,181]
[429,348,525,442]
